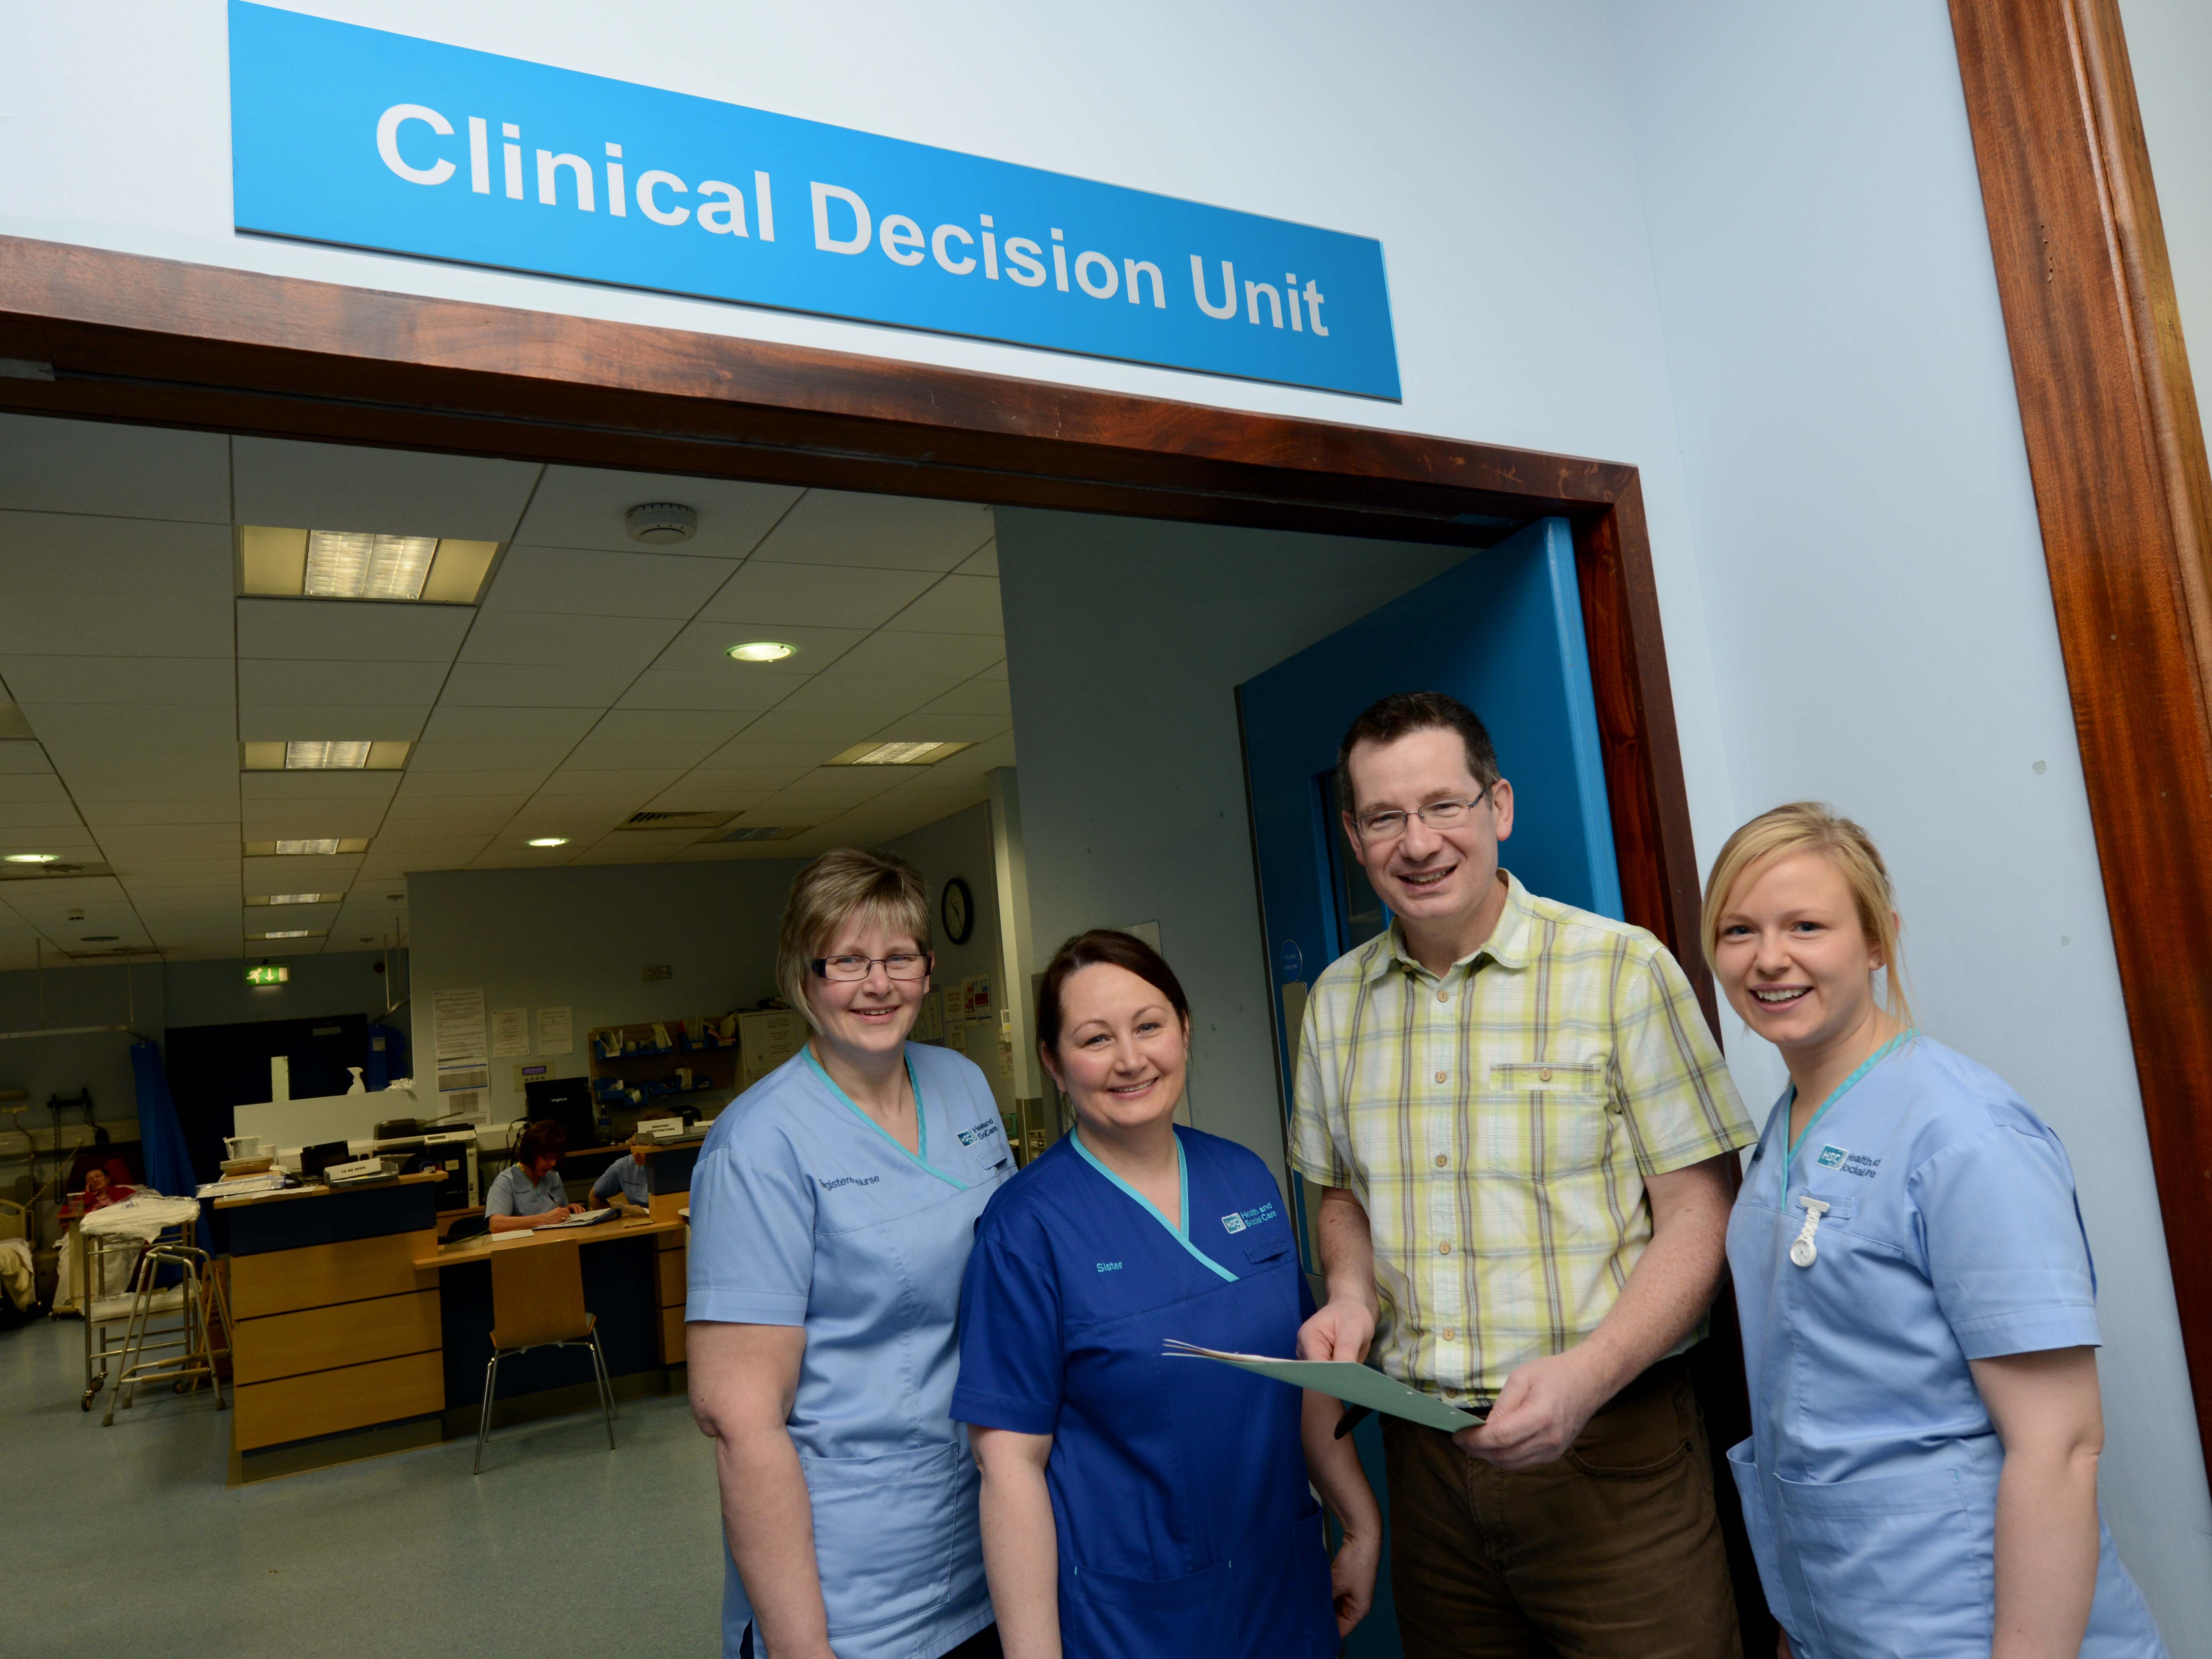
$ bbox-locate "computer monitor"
[523,1076,598,1150]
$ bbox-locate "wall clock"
[941,876,975,945]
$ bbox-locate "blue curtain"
[132,1040,210,1253]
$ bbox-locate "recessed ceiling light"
[253,929,319,940]
[527,836,569,848]
[305,531,440,600]
[3,852,57,864]
[829,740,975,766]
[274,839,343,856]
[248,892,339,906]
[284,740,372,770]
[726,641,797,663]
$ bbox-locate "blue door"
[1235,515,1623,1657]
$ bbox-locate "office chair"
[474,1239,616,1473]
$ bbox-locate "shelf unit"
[586,1020,742,1112]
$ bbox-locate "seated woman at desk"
[590,1132,652,1213]
[485,1120,577,1232]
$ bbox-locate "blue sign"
[226,3,1400,400]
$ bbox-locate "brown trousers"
[1381,1359,1742,1659]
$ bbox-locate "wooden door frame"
[0,232,1709,1006]
[1950,0,2212,1487]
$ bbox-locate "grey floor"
[1,1314,726,1654]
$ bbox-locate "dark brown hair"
[1335,690,1500,814]
[1035,929,1192,1057]
[515,1119,568,1165]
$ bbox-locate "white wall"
[998,509,1466,1180]
[1606,0,2212,1635]
[407,858,803,1129]
[878,799,1014,1119]
[2121,0,2212,485]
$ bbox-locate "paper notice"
[1160,1340,1486,1432]
[536,1006,574,1055]
[433,986,489,1095]
[491,1006,530,1057]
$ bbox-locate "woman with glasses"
[687,848,1016,1659]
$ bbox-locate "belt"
[1406,1351,1689,1425]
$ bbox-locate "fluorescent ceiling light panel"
[274,838,341,855]
[3,852,57,864]
[285,740,371,770]
[526,836,568,848]
[247,892,341,905]
[829,740,975,766]
[247,838,370,856]
[251,929,321,940]
[240,527,501,605]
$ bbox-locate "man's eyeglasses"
[810,952,933,982]
[1352,786,1492,844]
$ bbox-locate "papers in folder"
[533,1208,619,1230]
[1162,1339,1484,1433]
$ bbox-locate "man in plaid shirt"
[1292,691,1755,1659]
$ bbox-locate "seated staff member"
[485,1120,576,1232]
[687,849,1014,1659]
[591,1132,651,1212]
[955,930,1380,1659]
[1706,803,2167,1659]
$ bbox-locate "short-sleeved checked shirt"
[1289,870,1753,1403]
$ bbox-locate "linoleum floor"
[1,1313,724,1654]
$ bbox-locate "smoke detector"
[625,503,698,545]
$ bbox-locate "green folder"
[1162,1339,1484,1432]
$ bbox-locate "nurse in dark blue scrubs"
[953,930,1380,1659]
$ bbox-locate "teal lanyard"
[1069,1128,1238,1283]
[1780,1030,1915,1207]
[803,1047,967,1191]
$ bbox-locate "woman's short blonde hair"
[776,848,933,1029]
[1701,801,1914,1029]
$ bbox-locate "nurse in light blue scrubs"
[1703,803,2166,1659]
[954,929,1379,1659]
[687,849,1014,1659]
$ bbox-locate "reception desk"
[219,1171,690,1483]
[637,1138,700,1365]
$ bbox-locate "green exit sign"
[246,964,289,986]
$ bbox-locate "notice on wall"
[432,986,490,1119]
[912,988,945,1044]
[226,2,1401,400]
[491,1006,531,1057]
[960,976,994,1020]
[536,1006,573,1055]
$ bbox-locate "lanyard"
[1779,1029,1915,1209]
[1069,1127,1238,1283]
[803,1046,968,1191]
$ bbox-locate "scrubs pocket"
[1774,1464,1994,1659]
[1723,1439,1794,1637]
[1064,1553,1233,1659]
[803,1442,979,1641]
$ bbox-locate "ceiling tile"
[570,830,704,864]
[699,739,847,772]
[656,765,812,795]
[437,662,639,708]
[466,848,580,870]
[238,598,474,664]
[381,796,525,825]
[881,575,1004,636]
[233,437,541,541]
[563,738,726,773]
[733,710,881,746]
[917,678,1014,718]
[760,770,904,807]
[771,671,959,717]
[420,705,599,745]
[458,610,681,671]
[406,741,576,775]
[243,853,363,894]
[364,830,492,856]
[697,562,937,630]
[957,541,999,576]
[0,656,236,706]
[869,714,1014,745]
[0,802,85,829]
[104,856,241,881]
[0,412,231,523]
[513,467,802,558]
[0,772,75,805]
[239,771,400,803]
[650,619,866,676]
[613,668,791,713]
[77,800,239,827]
[481,546,738,619]
[0,742,49,775]
[642,785,774,813]
[237,705,430,742]
[974,658,1009,681]
[238,659,452,707]
[95,823,238,851]
[240,803,386,840]
[833,631,1007,682]
[390,769,556,798]
[532,768,685,798]
[0,513,233,658]
[750,491,993,572]
[57,773,237,803]
[586,708,754,746]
